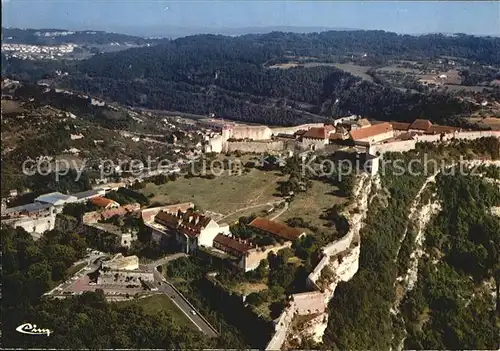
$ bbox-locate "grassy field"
[140,168,286,217]
[66,262,87,277]
[323,63,373,82]
[442,84,492,93]
[469,117,500,130]
[232,282,268,295]
[277,179,345,232]
[221,204,275,224]
[268,62,373,82]
[117,295,194,329]
[1,100,24,114]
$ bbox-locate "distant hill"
[1,27,160,46]
[4,30,499,127]
[114,25,359,38]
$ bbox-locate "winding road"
[141,254,219,337]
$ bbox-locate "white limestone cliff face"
[306,244,361,343]
[295,174,371,344]
[391,160,499,350]
[403,201,442,292]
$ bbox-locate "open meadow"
[277,179,345,232]
[116,294,194,329]
[140,167,287,220]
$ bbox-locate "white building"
[72,189,106,203]
[101,254,139,271]
[153,208,230,253]
[35,192,78,213]
[300,125,337,150]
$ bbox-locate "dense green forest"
[4,30,498,126]
[0,226,220,348]
[2,27,156,46]
[402,174,499,349]
[322,138,500,350]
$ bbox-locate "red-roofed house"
[407,119,461,136]
[249,217,305,242]
[152,208,230,253]
[349,122,394,143]
[212,233,293,272]
[89,196,120,210]
[301,125,337,150]
[408,119,433,133]
[213,233,252,257]
[426,125,460,135]
[390,122,412,136]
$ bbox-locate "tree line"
[4,31,496,126]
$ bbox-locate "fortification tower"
[222,125,232,141]
[221,125,232,153]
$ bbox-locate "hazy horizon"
[2,1,499,38]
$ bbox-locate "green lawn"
[278,179,345,232]
[66,262,87,277]
[140,168,286,216]
[118,295,194,329]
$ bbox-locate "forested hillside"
[402,174,499,349]
[2,27,155,46]
[322,139,500,350]
[4,30,499,126]
[0,227,219,349]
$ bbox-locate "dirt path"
[219,200,283,221]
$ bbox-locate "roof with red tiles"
[426,125,460,134]
[155,211,180,227]
[90,196,119,208]
[154,209,213,238]
[390,122,412,131]
[101,204,139,220]
[409,119,433,131]
[329,133,344,140]
[141,203,194,223]
[357,118,371,127]
[350,122,393,141]
[302,125,336,140]
[249,217,304,241]
[214,234,252,255]
[395,132,415,141]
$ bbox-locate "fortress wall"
[453,130,500,140]
[270,123,325,135]
[245,242,292,272]
[265,302,297,351]
[292,291,327,315]
[12,215,56,239]
[323,232,353,256]
[307,255,330,289]
[328,245,360,284]
[371,131,500,156]
[414,134,443,143]
[370,140,417,155]
[226,140,284,153]
[230,126,273,140]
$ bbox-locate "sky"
[2,1,500,37]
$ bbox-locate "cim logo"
[16,323,53,336]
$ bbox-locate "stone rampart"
[226,140,284,153]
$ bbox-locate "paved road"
[141,254,218,337]
[156,280,218,337]
[147,253,188,270]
